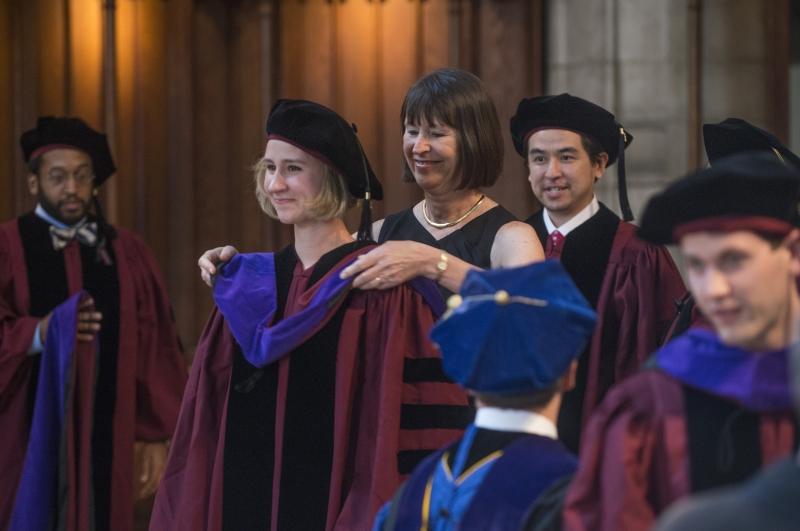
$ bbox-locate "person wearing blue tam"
[373,261,597,531]
[562,152,800,531]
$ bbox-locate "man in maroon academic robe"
[0,117,187,531]
[509,94,688,452]
[562,152,800,530]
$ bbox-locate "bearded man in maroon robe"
[0,117,187,531]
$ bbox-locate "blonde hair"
[253,157,355,221]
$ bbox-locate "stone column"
[546,0,779,218]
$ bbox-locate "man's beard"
[38,190,90,226]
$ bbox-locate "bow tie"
[49,222,99,251]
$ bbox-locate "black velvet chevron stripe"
[402,358,452,383]
[400,404,473,430]
[397,450,439,475]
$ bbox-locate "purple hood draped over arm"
[10,292,89,531]
[213,252,444,368]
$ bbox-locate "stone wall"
[546,0,779,219]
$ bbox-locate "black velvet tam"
[20,116,116,185]
[509,93,633,164]
[266,99,383,201]
[703,117,800,169]
[638,152,800,245]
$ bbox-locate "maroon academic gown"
[528,205,688,451]
[149,244,468,531]
[562,370,796,531]
[0,216,187,531]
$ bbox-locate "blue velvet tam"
[430,261,597,395]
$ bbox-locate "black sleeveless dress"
[378,204,517,270]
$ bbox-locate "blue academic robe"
[375,424,577,530]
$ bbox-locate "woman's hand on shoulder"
[339,240,438,290]
[491,221,545,268]
[198,245,239,287]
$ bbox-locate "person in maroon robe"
[509,94,689,452]
[561,152,800,531]
[149,99,469,531]
[195,70,545,476]
[0,117,187,531]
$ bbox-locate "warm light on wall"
[68,0,104,124]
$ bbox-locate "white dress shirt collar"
[474,407,558,440]
[543,196,600,237]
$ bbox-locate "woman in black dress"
[199,69,542,293]
[339,68,542,293]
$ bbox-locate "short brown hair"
[522,131,608,173]
[579,133,606,167]
[401,68,503,190]
[253,157,355,221]
[473,386,558,410]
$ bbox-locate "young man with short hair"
[562,152,799,531]
[510,94,688,452]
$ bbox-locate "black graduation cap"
[266,99,383,201]
[510,93,635,221]
[638,152,800,245]
[20,116,116,186]
[266,99,383,240]
[703,118,800,169]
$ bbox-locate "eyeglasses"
[43,169,95,187]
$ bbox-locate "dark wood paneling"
[479,0,539,219]
[192,0,232,336]
[165,0,197,351]
[35,0,68,115]
[0,0,546,353]
[229,2,268,254]
[381,0,423,219]
[528,0,544,98]
[115,0,144,234]
[140,2,169,265]
[336,0,380,229]
[421,0,449,73]
[0,3,14,218]
[68,0,103,123]
[766,0,790,141]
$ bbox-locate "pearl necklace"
[422,194,485,229]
